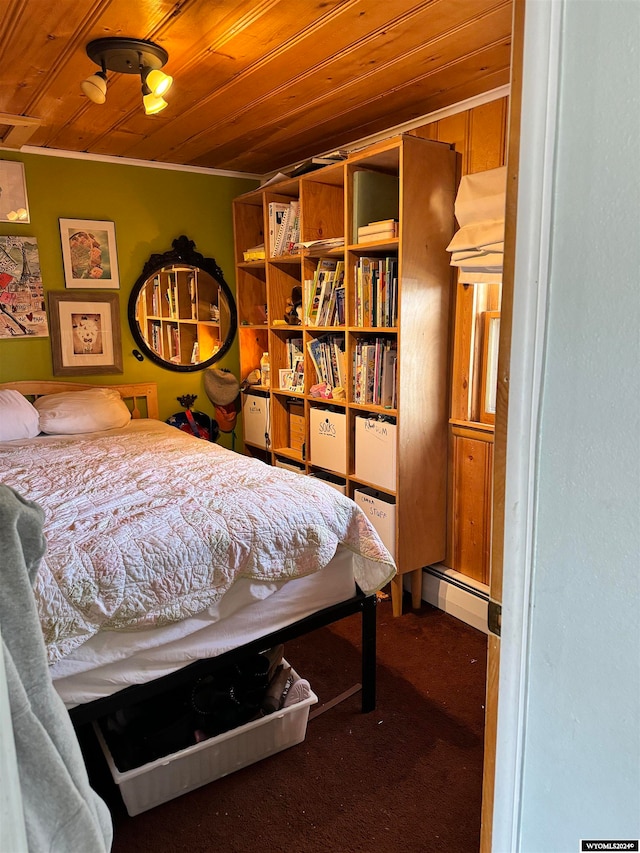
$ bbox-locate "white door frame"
[492,0,563,849]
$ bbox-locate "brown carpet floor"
[88,594,487,853]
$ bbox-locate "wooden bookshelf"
[232,135,459,614]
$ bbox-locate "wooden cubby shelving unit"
[232,134,459,615]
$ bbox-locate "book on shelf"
[189,273,197,319]
[294,236,344,252]
[272,200,300,256]
[287,336,304,370]
[352,171,399,239]
[307,334,345,389]
[165,287,174,319]
[166,323,180,362]
[357,220,399,242]
[291,357,305,391]
[307,258,338,325]
[150,321,162,355]
[316,260,344,326]
[268,203,289,255]
[306,258,344,326]
[243,243,266,261]
[273,206,291,256]
[151,277,160,315]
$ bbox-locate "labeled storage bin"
[354,415,397,490]
[354,488,396,559]
[95,663,316,816]
[309,407,347,475]
[241,391,270,449]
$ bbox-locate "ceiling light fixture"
[80,37,173,116]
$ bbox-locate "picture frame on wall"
[59,218,119,289]
[48,291,123,376]
[0,236,48,338]
[0,160,30,223]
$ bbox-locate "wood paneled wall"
[410,97,508,584]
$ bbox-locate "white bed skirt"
[52,546,356,708]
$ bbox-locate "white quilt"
[0,421,395,664]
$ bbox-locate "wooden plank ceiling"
[0,0,512,175]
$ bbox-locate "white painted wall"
[515,0,640,848]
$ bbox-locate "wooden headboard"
[0,381,160,420]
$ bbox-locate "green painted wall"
[0,151,257,445]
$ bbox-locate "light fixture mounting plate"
[85,37,168,74]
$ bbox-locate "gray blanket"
[0,484,112,852]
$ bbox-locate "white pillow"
[34,387,131,435]
[0,390,41,441]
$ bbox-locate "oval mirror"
[128,236,237,372]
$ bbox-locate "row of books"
[305,258,345,326]
[306,334,347,390]
[268,200,300,257]
[149,321,182,362]
[149,321,163,356]
[352,337,397,407]
[354,256,398,328]
[150,275,197,320]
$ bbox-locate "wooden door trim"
[481,0,563,849]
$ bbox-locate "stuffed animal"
[284,285,303,325]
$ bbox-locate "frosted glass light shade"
[81,72,107,104]
[145,69,173,96]
[143,92,168,115]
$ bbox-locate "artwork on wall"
[0,160,30,223]
[59,218,119,288]
[48,291,122,375]
[0,236,48,338]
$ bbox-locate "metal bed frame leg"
[361,593,377,713]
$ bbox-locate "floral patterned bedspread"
[0,421,395,664]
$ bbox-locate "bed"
[0,380,396,726]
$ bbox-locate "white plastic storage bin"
[354,487,396,559]
[241,391,270,449]
[309,407,347,475]
[95,665,316,816]
[354,416,397,491]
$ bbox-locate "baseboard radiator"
[407,564,489,634]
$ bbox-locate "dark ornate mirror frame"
[127,235,237,372]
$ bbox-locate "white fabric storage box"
[354,416,397,490]
[94,664,316,816]
[354,488,396,559]
[241,392,270,449]
[308,472,347,494]
[309,408,347,475]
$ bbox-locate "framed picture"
[0,160,30,223]
[59,218,119,288]
[48,291,123,376]
[279,368,295,391]
[0,236,48,338]
[480,311,501,423]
